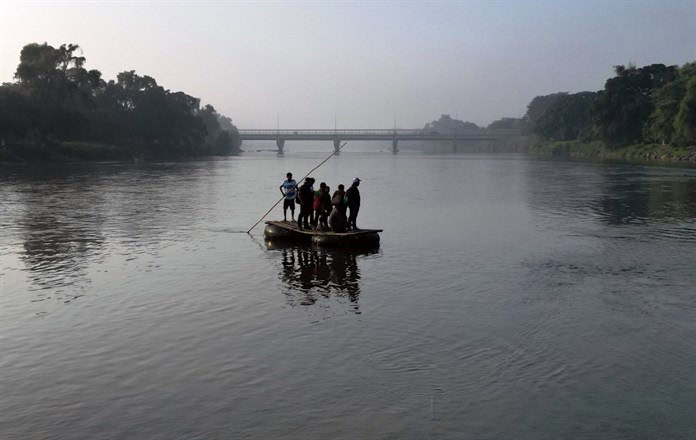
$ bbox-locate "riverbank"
[487,135,696,165]
[529,140,696,163]
[0,141,240,163]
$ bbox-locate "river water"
[1,151,695,439]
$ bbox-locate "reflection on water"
[0,162,221,300]
[597,173,696,226]
[523,161,696,236]
[266,241,379,313]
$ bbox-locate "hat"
[352,177,361,183]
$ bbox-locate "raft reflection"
[265,242,379,313]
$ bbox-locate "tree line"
[490,62,696,148]
[0,43,241,157]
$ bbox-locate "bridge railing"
[237,129,520,137]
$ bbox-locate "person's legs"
[300,206,311,229]
[283,200,289,221]
[348,207,359,230]
[289,200,295,221]
[297,206,304,229]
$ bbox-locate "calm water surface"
[1,152,695,439]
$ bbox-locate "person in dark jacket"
[318,184,332,229]
[345,177,361,230]
[312,182,327,227]
[297,177,315,230]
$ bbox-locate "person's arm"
[280,183,285,196]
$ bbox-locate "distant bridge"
[237,129,520,153]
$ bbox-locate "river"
[1,152,695,439]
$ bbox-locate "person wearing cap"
[345,177,361,230]
[297,177,315,230]
[279,172,297,222]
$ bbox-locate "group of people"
[280,172,361,233]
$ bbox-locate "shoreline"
[2,139,695,168]
[529,140,696,164]
[0,141,240,163]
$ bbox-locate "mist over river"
[1,151,695,439]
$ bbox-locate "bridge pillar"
[392,138,398,153]
[452,139,458,153]
[276,138,285,154]
[333,138,341,155]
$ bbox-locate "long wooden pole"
[246,142,348,234]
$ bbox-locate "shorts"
[283,199,295,210]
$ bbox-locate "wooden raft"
[264,220,382,247]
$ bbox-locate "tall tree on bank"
[533,92,597,141]
[645,63,696,145]
[523,93,567,134]
[592,64,678,147]
[674,75,696,146]
[487,117,526,130]
[1,42,241,156]
[423,114,479,134]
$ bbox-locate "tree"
[523,93,567,133]
[645,62,696,145]
[487,117,526,130]
[423,114,479,134]
[673,75,696,146]
[534,92,596,141]
[592,64,678,147]
[0,83,35,141]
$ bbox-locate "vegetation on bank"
[489,63,696,162]
[421,63,696,162]
[0,43,241,162]
[529,140,696,163]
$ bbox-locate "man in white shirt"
[279,172,297,222]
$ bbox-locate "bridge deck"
[238,128,518,141]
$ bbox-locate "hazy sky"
[1,1,694,128]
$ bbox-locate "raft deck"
[264,220,382,247]
[265,221,382,236]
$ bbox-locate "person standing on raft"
[318,184,332,230]
[279,172,297,222]
[312,182,327,227]
[297,177,315,230]
[332,184,346,216]
[345,177,361,230]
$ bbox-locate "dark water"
[1,153,695,439]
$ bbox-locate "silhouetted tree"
[0,42,241,158]
[487,117,526,130]
[534,92,596,141]
[423,114,479,134]
[592,64,678,147]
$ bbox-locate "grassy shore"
[529,140,696,164]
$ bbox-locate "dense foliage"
[527,63,695,148]
[0,43,240,157]
[487,117,525,130]
[423,114,479,134]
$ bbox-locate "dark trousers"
[318,209,329,228]
[348,206,359,230]
[298,206,312,229]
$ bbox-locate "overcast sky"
[1,1,694,128]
